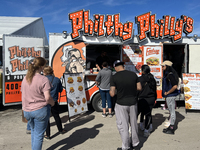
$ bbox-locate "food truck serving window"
[86,44,121,69]
[163,44,187,78]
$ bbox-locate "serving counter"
[85,73,98,81]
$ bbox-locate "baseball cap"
[161,60,173,66]
[113,60,124,67]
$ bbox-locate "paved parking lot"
[0,102,200,150]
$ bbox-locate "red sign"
[135,12,194,43]
[5,81,22,103]
[69,10,133,42]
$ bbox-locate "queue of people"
[96,60,179,150]
[22,56,179,150]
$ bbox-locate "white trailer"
[0,16,48,106]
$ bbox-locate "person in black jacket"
[43,66,67,140]
[138,65,157,137]
[161,60,179,135]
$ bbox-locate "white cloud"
[104,0,149,6]
[41,1,103,25]
[68,1,102,13]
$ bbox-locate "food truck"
[0,16,48,106]
[1,11,199,111]
[49,10,199,112]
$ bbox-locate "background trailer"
[0,16,49,106]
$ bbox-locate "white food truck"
[48,10,200,111]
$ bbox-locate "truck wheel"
[92,93,103,112]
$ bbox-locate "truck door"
[188,44,200,73]
[3,35,44,106]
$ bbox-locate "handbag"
[22,110,28,123]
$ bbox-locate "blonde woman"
[21,57,55,150]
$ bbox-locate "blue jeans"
[99,89,112,108]
[24,105,51,150]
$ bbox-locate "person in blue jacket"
[43,66,67,140]
[161,60,179,135]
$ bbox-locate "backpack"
[177,77,182,90]
[167,72,181,90]
[138,80,156,99]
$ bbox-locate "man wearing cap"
[161,60,179,135]
[110,60,142,150]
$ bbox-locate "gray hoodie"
[95,68,112,90]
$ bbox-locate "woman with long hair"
[21,57,55,150]
[138,65,157,137]
[161,60,179,135]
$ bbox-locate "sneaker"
[44,135,51,140]
[149,124,153,132]
[102,113,106,118]
[143,129,150,138]
[26,130,31,134]
[163,127,174,135]
[59,129,67,134]
[139,122,144,131]
[108,113,113,118]
[161,106,166,110]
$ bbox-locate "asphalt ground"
[0,101,200,150]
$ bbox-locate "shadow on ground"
[135,107,185,150]
[46,122,103,150]
[48,104,95,139]
[0,104,22,112]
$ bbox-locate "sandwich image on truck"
[146,57,159,66]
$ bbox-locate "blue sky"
[1,0,200,39]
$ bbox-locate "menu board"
[122,45,142,74]
[183,73,200,110]
[143,46,162,78]
[64,73,88,117]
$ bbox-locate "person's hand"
[164,92,168,96]
[95,81,99,87]
[50,100,55,107]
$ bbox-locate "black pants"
[111,95,117,112]
[138,99,154,130]
[46,102,63,137]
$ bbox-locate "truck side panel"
[3,35,44,106]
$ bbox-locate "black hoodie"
[138,73,157,105]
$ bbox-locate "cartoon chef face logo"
[51,41,86,79]
[61,45,86,73]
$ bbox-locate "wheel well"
[90,91,99,103]
[91,91,100,103]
